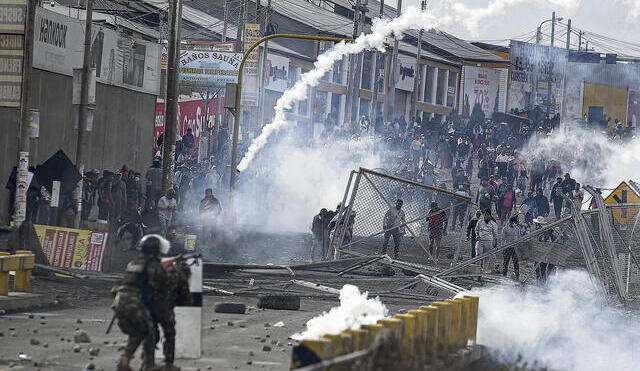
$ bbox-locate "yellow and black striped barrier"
[0,250,35,295]
[291,296,479,369]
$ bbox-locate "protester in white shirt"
[157,189,178,237]
[381,199,406,259]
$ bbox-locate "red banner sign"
[154,98,224,153]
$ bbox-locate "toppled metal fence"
[327,168,474,264]
[328,169,640,304]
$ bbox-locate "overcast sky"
[401,0,640,55]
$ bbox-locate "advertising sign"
[396,57,416,91]
[243,23,261,76]
[508,40,567,113]
[0,33,23,107]
[264,54,289,92]
[178,50,242,87]
[0,0,26,34]
[155,98,222,151]
[34,224,108,272]
[460,66,501,116]
[33,7,161,95]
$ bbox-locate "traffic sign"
[604,181,640,225]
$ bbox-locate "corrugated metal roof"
[257,0,355,37]
[398,41,460,67]
[324,0,505,63]
[327,0,397,18]
[136,0,311,60]
[406,30,507,63]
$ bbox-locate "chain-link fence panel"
[329,168,474,265]
[606,205,640,300]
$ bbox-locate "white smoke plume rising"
[469,270,640,371]
[520,123,640,188]
[441,0,581,36]
[237,0,583,172]
[291,284,389,341]
[618,0,640,19]
[236,8,438,172]
[234,134,382,232]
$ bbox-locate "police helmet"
[138,234,170,255]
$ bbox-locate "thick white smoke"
[618,0,640,19]
[441,0,580,36]
[469,270,640,371]
[234,134,382,232]
[291,284,389,341]
[520,123,640,188]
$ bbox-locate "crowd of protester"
[310,103,631,281]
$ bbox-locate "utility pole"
[550,11,556,47]
[369,0,384,132]
[344,0,367,128]
[536,26,541,44]
[235,0,245,52]
[383,0,401,123]
[256,0,271,134]
[13,0,37,227]
[213,0,229,163]
[578,31,582,51]
[161,0,182,193]
[566,19,571,50]
[74,0,93,228]
[229,0,248,192]
[409,0,425,121]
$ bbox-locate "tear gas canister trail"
[235,0,581,172]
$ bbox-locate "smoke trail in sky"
[236,8,438,172]
[619,0,640,19]
[441,0,581,36]
[236,0,582,172]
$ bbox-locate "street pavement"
[0,295,344,371]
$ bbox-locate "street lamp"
[536,15,563,45]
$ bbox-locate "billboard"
[0,0,26,34]
[508,40,567,114]
[34,224,107,272]
[264,53,289,92]
[0,34,23,107]
[243,23,261,76]
[33,7,162,95]
[460,66,501,116]
[178,50,242,87]
[155,98,223,151]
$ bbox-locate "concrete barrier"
[0,251,35,295]
[291,296,480,370]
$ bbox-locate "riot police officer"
[152,258,192,371]
[112,234,170,371]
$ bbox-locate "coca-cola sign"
[154,98,224,151]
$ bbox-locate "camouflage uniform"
[151,261,192,369]
[112,254,167,371]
